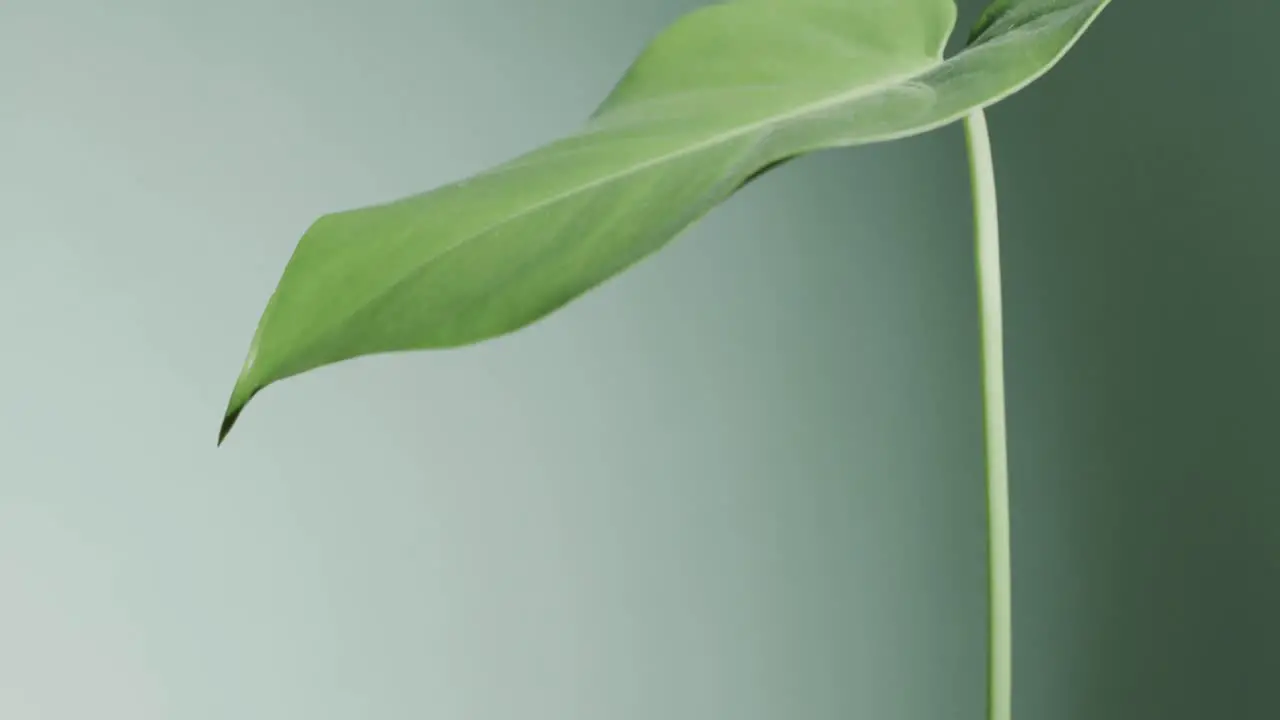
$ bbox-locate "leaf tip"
[217,410,237,447]
[218,364,264,447]
[217,391,251,447]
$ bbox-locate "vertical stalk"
[964,109,1012,720]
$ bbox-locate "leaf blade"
[221,0,1110,440]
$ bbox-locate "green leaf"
[220,0,1109,443]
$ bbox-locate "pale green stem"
[964,109,1012,720]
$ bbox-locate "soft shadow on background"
[1,1,1275,719]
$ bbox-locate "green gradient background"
[1,1,1276,718]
